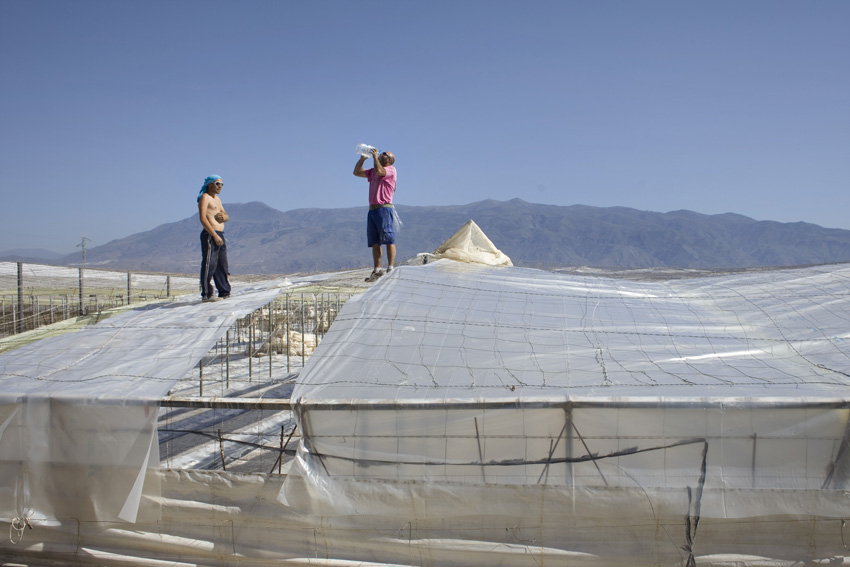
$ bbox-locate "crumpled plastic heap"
[431,219,513,266]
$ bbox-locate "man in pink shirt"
[354,148,397,282]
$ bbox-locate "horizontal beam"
[160,396,850,411]
[162,397,293,410]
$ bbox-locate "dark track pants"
[200,230,231,299]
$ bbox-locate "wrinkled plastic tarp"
[431,219,513,266]
[0,280,287,524]
[291,261,850,518]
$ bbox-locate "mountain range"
[3,199,850,274]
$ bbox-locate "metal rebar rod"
[16,262,23,334]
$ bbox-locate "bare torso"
[200,194,225,232]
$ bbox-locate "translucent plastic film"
[0,280,287,523]
[292,261,850,518]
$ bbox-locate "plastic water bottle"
[356,143,376,158]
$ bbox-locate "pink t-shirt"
[366,166,397,206]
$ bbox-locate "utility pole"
[77,237,92,315]
[77,236,93,268]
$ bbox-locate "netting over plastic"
[0,260,848,565]
[290,260,850,518]
[295,260,850,402]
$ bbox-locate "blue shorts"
[367,206,396,247]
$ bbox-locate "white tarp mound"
[429,219,513,266]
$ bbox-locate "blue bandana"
[198,175,222,202]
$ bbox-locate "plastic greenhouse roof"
[293,260,850,407]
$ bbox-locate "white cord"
[9,508,33,544]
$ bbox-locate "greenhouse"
[0,251,848,565]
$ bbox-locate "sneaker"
[202,296,223,303]
[364,270,384,283]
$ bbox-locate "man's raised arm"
[353,155,368,178]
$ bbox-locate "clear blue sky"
[1,0,848,253]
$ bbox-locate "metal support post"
[16,262,23,334]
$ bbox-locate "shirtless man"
[197,175,231,302]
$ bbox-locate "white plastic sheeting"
[2,261,850,566]
[0,280,288,526]
[290,261,850,523]
[430,219,513,266]
[4,469,849,567]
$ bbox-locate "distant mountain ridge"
[7,199,850,274]
[0,248,67,262]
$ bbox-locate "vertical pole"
[301,293,305,368]
[34,296,39,330]
[226,330,230,389]
[16,262,24,334]
[279,425,284,474]
[199,359,204,396]
[313,293,318,343]
[269,301,273,378]
[166,275,171,298]
[79,267,85,316]
[474,417,486,483]
[218,429,227,471]
[127,272,132,305]
[248,314,253,380]
[565,409,573,486]
[285,294,290,373]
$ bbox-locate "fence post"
[79,268,85,316]
[127,272,132,305]
[16,262,24,334]
[166,275,171,298]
